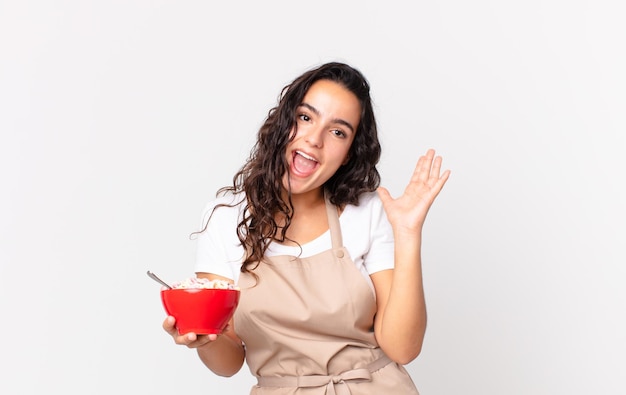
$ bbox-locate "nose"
[304,126,324,148]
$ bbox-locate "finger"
[432,169,451,194]
[416,149,436,182]
[439,169,451,185]
[409,154,427,184]
[184,333,219,349]
[182,332,196,343]
[429,155,443,182]
[376,186,393,206]
[171,331,198,346]
[163,316,177,335]
[195,333,218,346]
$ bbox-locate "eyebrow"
[299,103,356,134]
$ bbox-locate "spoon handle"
[146,270,173,289]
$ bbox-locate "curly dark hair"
[210,62,381,275]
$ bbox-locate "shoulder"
[358,190,383,208]
[199,191,247,227]
[342,191,384,217]
[194,192,246,282]
[340,191,394,275]
[339,191,390,235]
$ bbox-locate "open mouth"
[292,150,319,175]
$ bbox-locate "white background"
[1,1,624,394]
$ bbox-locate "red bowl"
[161,288,240,335]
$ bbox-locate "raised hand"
[377,149,450,235]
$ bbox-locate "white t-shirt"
[194,191,395,291]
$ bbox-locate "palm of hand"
[377,149,450,234]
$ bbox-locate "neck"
[284,188,325,212]
[276,187,328,245]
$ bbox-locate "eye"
[298,113,311,122]
[331,129,347,138]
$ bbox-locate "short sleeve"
[193,194,246,283]
[361,193,395,274]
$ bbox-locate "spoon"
[146,270,173,289]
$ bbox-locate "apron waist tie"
[256,355,393,395]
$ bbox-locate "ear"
[342,154,350,165]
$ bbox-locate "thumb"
[377,187,392,206]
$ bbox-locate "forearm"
[376,232,427,364]
[374,149,449,364]
[196,333,245,377]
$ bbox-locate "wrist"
[393,228,423,243]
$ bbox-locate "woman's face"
[283,79,361,197]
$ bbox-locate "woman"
[163,62,450,394]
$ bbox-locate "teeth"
[296,151,317,162]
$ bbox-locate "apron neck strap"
[324,190,343,250]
